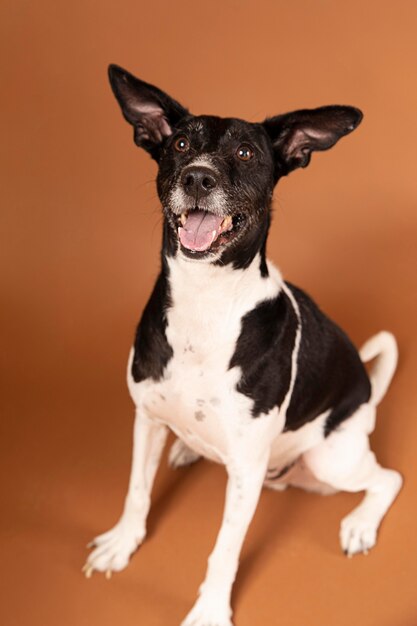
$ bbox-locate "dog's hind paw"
[169,438,201,469]
[84,517,145,576]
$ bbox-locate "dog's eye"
[174,136,190,153]
[236,144,254,161]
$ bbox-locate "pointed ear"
[108,64,189,160]
[263,106,363,175]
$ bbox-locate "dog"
[84,65,403,626]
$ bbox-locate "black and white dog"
[84,65,402,626]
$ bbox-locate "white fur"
[169,185,228,216]
[302,403,402,554]
[84,406,168,574]
[85,254,402,626]
[277,282,302,415]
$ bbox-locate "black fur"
[229,290,298,416]
[285,285,371,435]
[131,264,173,383]
[263,106,362,178]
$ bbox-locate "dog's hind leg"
[302,404,402,556]
[168,438,201,468]
[84,408,168,576]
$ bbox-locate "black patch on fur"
[259,232,269,278]
[131,265,173,383]
[162,218,178,258]
[229,291,298,416]
[284,284,371,435]
[230,283,371,433]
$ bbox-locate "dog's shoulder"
[229,285,299,417]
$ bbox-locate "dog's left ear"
[263,106,363,176]
[108,64,189,160]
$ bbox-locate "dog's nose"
[181,166,218,198]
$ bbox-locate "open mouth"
[177,209,244,254]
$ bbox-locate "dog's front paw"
[180,598,233,626]
[169,438,201,469]
[83,518,145,577]
[340,511,377,557]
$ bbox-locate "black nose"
[181,166,218,198]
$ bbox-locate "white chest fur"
[166,254,281,372]
[128,254,284,463]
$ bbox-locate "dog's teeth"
[221,216,232,231]
[180,213,187,226]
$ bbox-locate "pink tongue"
[179,210,224,252]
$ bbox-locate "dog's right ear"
[108,64,189,160]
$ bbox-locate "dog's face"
[109,65,362,266]
[156,115,276,262]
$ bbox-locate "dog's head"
[109,65,362,268]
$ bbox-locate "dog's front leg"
[84,407,168,576]
[181,454,269,626]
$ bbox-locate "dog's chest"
[135,256,282,461]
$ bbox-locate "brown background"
[1,1,417,625]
